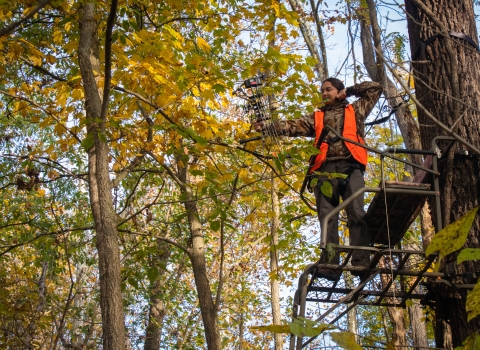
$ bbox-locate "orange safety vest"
[310,104,367,173]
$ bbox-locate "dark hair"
[322,77,345,91]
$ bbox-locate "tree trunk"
[378,258,407,346]
[144,240,171,350]
[177,160,221,350]
[287,0,325,80]
[409,302,429,349]
[308,0,329,78]
[359,14,423,166]
[78,3,126,350]
[405,0,480,347]
[269,177,282,350]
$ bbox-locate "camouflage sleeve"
[347,81,383,125]
[264,113,315,138]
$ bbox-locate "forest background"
[1,0,480,349]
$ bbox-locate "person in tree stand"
[255,78,383,280]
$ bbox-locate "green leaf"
[425,206,479,257]
[454,332,480,350]
[328,172,348,180]
[274,157,282,172]
[467,282,480,322]
[305,56,318,67]
[213,84,225,93]
[146,267,159,284]
[330,332,362,350]
[320,181,332,198]
[288,317,336,337]
[81,135,94,151]
[326,243,337,263]
[127,277,139,290]
[210,220,221,231]
[458,248,480,264]
[277,239,289,249]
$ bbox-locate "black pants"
[313,158,369,263]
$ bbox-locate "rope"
[381,153,398,306]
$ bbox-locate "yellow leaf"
[425,207,479,258]
[458,248,480,264]
[385,339,396,350]
[191,86,200,97]
[53,30,62,44]
[467,282,480,321]
[48,170,59,179]
[71,88,83,99]
[54,123,66,136]
[330,332,362,350]
[288,317,336,337]
[197,37,211,52]
[164,25,184,43]
[271,2,280,16]
[458,332,480,349]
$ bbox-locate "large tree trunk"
[405,0,480,347]
[177,159,221,350]
[78,3,126,350]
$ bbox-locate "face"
[321,81,339,103]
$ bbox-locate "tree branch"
[0,0,53,37]
[99,0,118,122]
[0,226,94,257]
[215,174,239,311]
[0,89,82,144]
[20,56,67,82]
[119,229,191,257]
[111,155,143,188]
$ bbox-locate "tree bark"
[269,177,282,350]
[405,0,480,347]
[409,301,429,349]
[378,258,407,347]
[308,0,329,78]
[287,0,325,80]
[177,159,221,350]
[144,240,171,350]
[78,3,126,350]
[360,16,422,166]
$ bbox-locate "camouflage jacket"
[270,81,383,161]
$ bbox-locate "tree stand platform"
[288,246,475,350]
[367,181,431,246]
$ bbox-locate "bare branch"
[0,226,94,257]
[111,155,143,188]
[0,89,82,144]
[119,229,192,257]
[20,56,67,82]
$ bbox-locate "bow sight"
[235,74,274,144]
